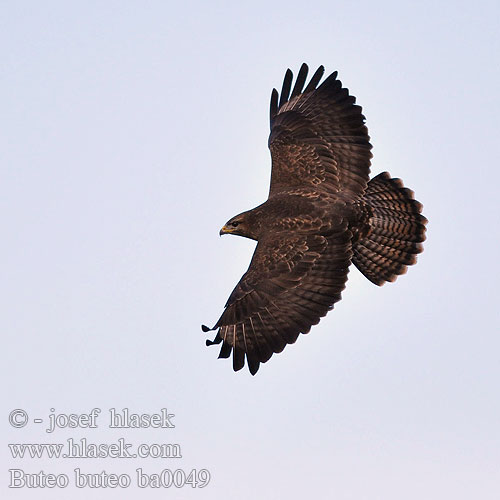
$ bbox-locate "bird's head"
[220,211,259,240]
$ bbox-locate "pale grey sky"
[2,1,499,498]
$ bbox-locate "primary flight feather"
[203,64,427,375]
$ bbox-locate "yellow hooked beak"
[219,225,234,236]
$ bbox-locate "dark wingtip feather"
[278,68,293,108]
[304,65,325,92]
[232,347,245,372]
[248,358,260,375]
[317,70,339,91]
[201,324,211,332]
[290,63,309,98]
[206,332,222,346]
[270,88,279,122]
[218,342,232,359]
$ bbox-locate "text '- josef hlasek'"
[39,408,175,433]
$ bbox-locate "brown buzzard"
[202,64,427,375]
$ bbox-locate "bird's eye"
[231,221,240,227]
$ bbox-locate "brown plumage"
[203,64,427,375]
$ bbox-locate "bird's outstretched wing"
[204,224,352,374]
[269,64,372,200]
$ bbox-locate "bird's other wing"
[203,225,352,374]
[268,64,372,200]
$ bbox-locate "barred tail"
[353,172,427,285]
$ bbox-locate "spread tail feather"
[353,172,427,285]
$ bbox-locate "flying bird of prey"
[202,64,427,375]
